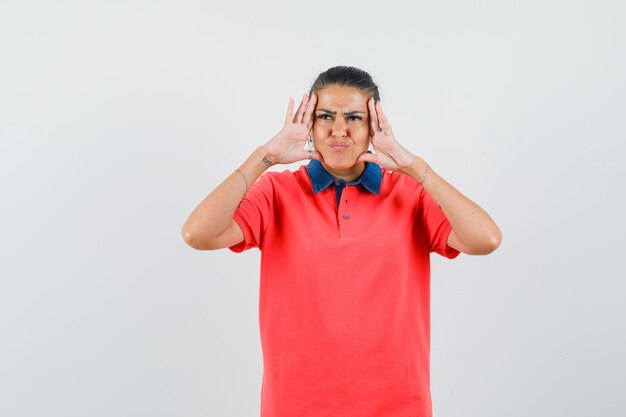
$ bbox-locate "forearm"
[403,156,502,251]
[181,146,271,244]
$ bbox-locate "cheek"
[353,124,371,140]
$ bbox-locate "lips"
[329,143,350,150]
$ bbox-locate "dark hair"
[308,66,380,102]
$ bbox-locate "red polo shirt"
[229,162,460,417]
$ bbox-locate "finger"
[285,98,294,126]
[302,92,317,126]
[294,93,309,124]
[376,101,392,136]
[368,97,381,134]
[356,151,377,164]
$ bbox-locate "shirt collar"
[305,158,382,195]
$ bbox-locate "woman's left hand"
[356,98,416,172]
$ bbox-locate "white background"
[1,1,624,416]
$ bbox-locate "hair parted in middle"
[308,66,380,102]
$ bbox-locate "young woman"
[182,66,502,417]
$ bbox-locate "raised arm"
[181,93,322,250]
[356,98,502,255]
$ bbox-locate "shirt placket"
[337,186,356,239]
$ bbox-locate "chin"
[323,157,360,171]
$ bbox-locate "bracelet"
[234,169,248,194]
[418,165,430,185]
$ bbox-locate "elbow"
[483,229,502,255]
[181,227,206,250]
[181,227,197,249]
[181,226,223,251]
[468,229,502,256]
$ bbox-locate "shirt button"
[334,181,342,187]
[343,214,350,220]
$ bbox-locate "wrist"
[256,145,277,167]
[391,146,419,173]
[402,156,429,180]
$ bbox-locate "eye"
[348,115,363,121]
[316,114,331,120]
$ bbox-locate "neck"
[322,161,366,183]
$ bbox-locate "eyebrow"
[316,109,366,116]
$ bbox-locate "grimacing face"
[311,85,372,181]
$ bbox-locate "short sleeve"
[418,185,461,259]
[228,173,275,253]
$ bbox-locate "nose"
[331,117,347,138]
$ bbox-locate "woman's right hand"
[263,93,324,165]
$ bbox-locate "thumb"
[356,151,377,164]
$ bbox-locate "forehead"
[315,85,369,110]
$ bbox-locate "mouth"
[329,143,350,151]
